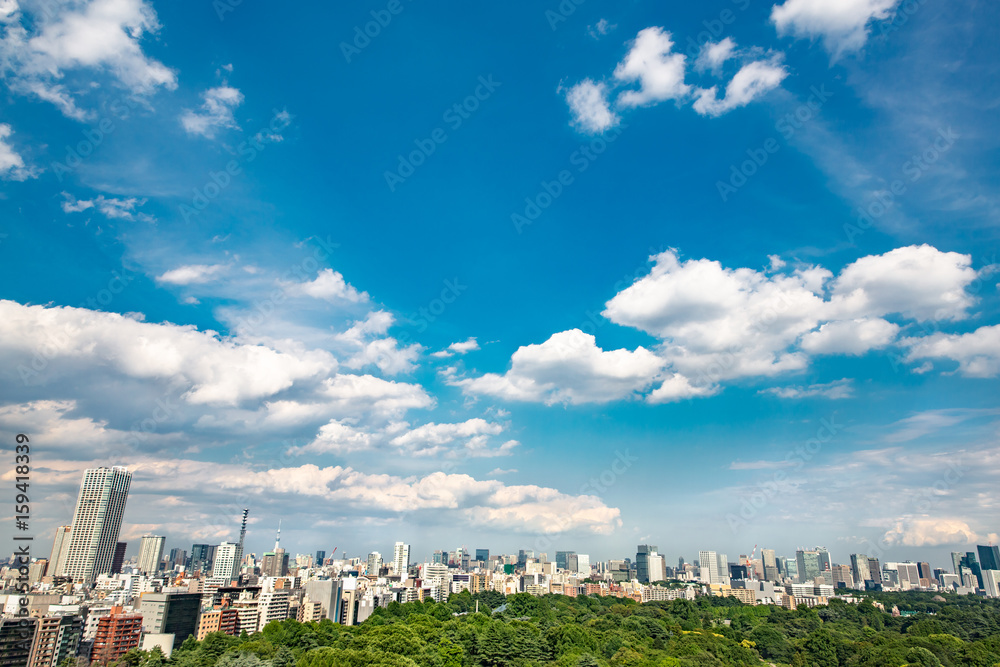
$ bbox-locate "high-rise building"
[556,551,575,571]
[978,545,1000,572]
[698,550,725,584]
[475,549,489,563]
[952,552,964,575]
[636,545,658,583]
[366,552,383,575]
[761,549,779,581]
[796,549,821,584]
[957,552,984,589]
[189,544,213,573]
[392,542,410,576]
[137,535,165,575]
[212,542,238,581]
[576,554,591,577]
[648,553,666,582]
[315,550,326,566]
[850,554,871,586]
[27,614,82,667]
[816,547,831,573]
[46,526,72,577]
[110,542,127,575]
[58,467,131,584]
[169,548,187,568]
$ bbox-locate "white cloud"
[881,516,981,547]
[771,0,901,57]
[800,317,899,355]
[759,378,854,399]
[693,56,788,117]
[587,18,615,39]
[903,324,1000,378]
[829,244,977,322]
[335,311,421,375]
[289,419,374,456]
[614,27,691,108]
[180,85,244,139]
[431,337,480,358]
[61,193,153,222]
[286,268,369,303]
[0,300,336,406]
[448,329,664,405]
[461,245,987,405]
[0,0,177,118]
[156,264,227,285]
[0,123,38,180]
[695,37,736,72]
[390,418,504,454]
[565,79,618,133]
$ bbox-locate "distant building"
[139,592,202,644]
[636,545,657,583]
[978,545,1000,572]
[58,467,131,584]
[392,542,410,576]
[110,543,127,575]
[212,543,239,582]
[137,536,165,575]
[315,550,326,566]
[46,527,72,578]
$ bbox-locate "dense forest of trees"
[103,591,1000,667]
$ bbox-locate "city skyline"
[1,0,999,565]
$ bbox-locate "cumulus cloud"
[800,318,899,355]
[614,27,691,108]
[0,0,177,119]
[903,324,1000,378]
[695,38,736,72]
[0,300,335,406]
[565,27,787,132]
[771,0,901,57]
[881,516,981,547]
[456,245,985,405]
[447,329,664,405]
[180,85,244,139]
[759,378,854,399]
[0,123,39,180]
[334,311,421,375]
[285,268,369,303]
[565,79,618,133]
[693,56,788,117]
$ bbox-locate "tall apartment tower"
[111,542,127,574]
[137,535,166,574]
[57,467,131,584]
[46,526,72,577]
[392,542,410,576]
[636,545,658,583]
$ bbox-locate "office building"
[392,542,410,576]
[850,554,871,586]
[636,545,658,583]
[189,544,214,573]
[761,549,779,582]
[978,545,1000,572]
[796,549,821,584]
[315,550,326,566]
[212,542,239,581]
[58,467,131,585]
[139,593,202,643]
[475,549,489,563]
[169,548,187,568]
[698,550,725,585]
[137,535,165,575]
[366,552,382,575]
[110,543,127,575]
[46,526,72,577]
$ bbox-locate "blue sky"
[1,0,999,570]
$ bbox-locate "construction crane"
[744,545,758,580]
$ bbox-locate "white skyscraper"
[137,535,166,574]
[58,467,131,584]
[393,542,410,576]
[367,552,383,575]
[698,550,725,585]
[47,525,72,577]
[577,554,591,577]
[212,542,239,581]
